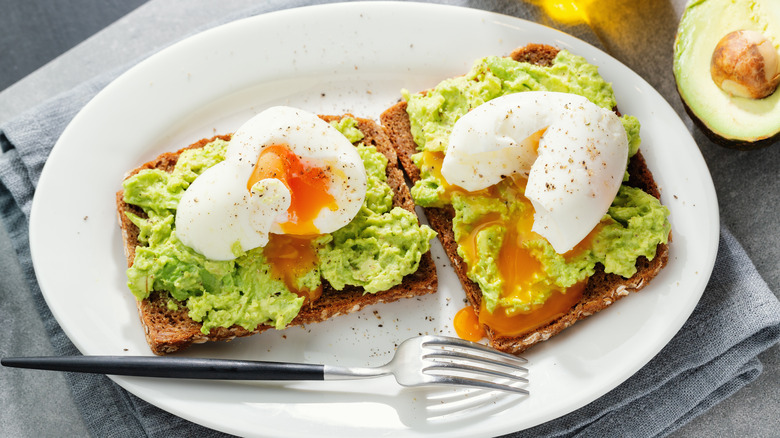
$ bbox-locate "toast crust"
[117,116,437,355]
[380,44,670,354]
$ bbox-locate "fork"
[1,335,529,394]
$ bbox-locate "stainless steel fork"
[1,335,529,394]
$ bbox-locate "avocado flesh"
[674,0,780,149]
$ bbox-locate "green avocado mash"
[405,50,670,316]
[318,144,436,293]
[404,51,641,157]
[123,117,435,334]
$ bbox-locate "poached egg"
[441,91,629,254]
[175,106,368,261]
[440,91,630,339]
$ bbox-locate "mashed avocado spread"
[123,117,435,334]
[405,50,670,316]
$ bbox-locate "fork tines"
[421,336,529,394]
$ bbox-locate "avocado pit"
[711,30,780,99]
[673,0,780,150]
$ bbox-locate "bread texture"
[380,44,670,354]
[116,116,437,355]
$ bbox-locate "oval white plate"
[29,2,718,437]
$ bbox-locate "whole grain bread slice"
[380,44,670,354]
[116,115,437,355]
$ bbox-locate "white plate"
[29,2,718,437]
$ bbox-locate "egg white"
[176,165,291,260]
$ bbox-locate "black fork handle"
[1,356,325,380]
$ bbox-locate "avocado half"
[673,0,780,150]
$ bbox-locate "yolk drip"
[263,233,323,304]
[247,144,339,235]
[456,187,586,338]
[454,305,486,341]
[495,193,543,305]
[478,283,585,337]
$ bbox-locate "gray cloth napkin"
[1,1,779,437]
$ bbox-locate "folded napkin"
[1,1,778,437]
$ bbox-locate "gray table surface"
[1,0,778,436]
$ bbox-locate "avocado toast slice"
[116,115,437,355]
[380,44,670,354]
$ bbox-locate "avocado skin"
[672,0,780,151]
[679,94,780,151]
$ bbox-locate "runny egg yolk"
[246,144,336,302]
[247,144,339,235]
[478,284,585,337]
[263,233,322,304]
[454,305,485,342]
[443,127,592,340]
[418,150,503,208]
[455,183,587,338]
